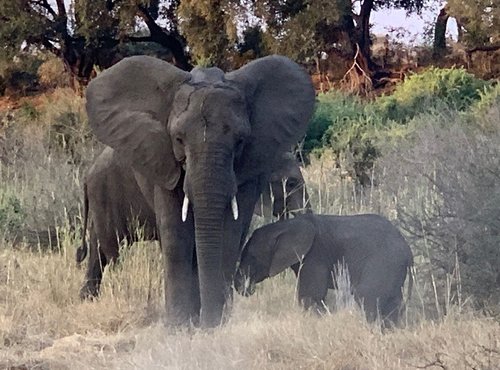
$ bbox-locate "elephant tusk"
[231,196,239,220]
[182,195,189,222]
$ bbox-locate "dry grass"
[0,243,499,369]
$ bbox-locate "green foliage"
[305,91,365,152]
[0,54,42,96]
[177,0,237,67]
[446,0,499,48]
[368,67,490,123]
[0,0,49,58]
[468,83,500,117]
[19,102,41,121]
[0,189,26,236]
[306,68,492,184]
[255,0,349,61]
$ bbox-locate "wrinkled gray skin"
[85,55,315,327]
[235,214,413,325]
[76,149,312,298]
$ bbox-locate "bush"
[379,103,500,311]
[0,54,42,96]
[304,69,492,185]
[323,116,382,185]
[369,67,490,123]
[37,56,70,89]
[304,92,383,184]
[0,189,26,238]
[304,91,365,153]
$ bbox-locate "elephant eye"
[176,137,183,145]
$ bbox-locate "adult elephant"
[76,148,312,298]
[85,55,315,327]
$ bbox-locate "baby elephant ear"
[269,217,316,277]
[226,55,315,183]
[86,56,190,189]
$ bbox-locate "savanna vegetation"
[1,0,499,368]
[0,65,499,368]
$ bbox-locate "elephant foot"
[79,281,100,300]
[300,296,328,315]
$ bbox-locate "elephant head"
[254,152,312,220]
[234,216,316,296]
[85,55,315,327]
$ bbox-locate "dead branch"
[340,44,373,96]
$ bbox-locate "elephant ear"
[86,56,190,189]
[226,55,315,184]
[269,217,316,277]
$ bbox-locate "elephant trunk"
[187,148,237,327]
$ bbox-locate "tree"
[177,0,239,68]
[432,1,499,64]
[0,0,192,88]
[433,4,450,59]
[250,0,426,68]
[446,0,499,49]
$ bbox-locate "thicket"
[304,67,495,183]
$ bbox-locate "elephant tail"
[75,182,89,266]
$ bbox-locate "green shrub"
[0,54,42,95]
[468,83,500,119]
[304,91,384,184]
[0,189,26,237]
[369,67,490,123]
[304,91,365,153]
[323,116,382,185]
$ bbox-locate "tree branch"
[41,37,61,56]
[466,43,500,54]
[32,0,57,19]
[126,36,154,43]
[136,5,192,71]
[55,0,66,17]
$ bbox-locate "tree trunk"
[62,41,97,92]
[137,5,193,71]
[358,0,374,66]
[433,6,450,60]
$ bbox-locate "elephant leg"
[380,292,403,327]
[79,228,116,299]
[354,292,378,323]
[297,262,330,314]
[155,186,198,327]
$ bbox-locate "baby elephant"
[235,214,413,325]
